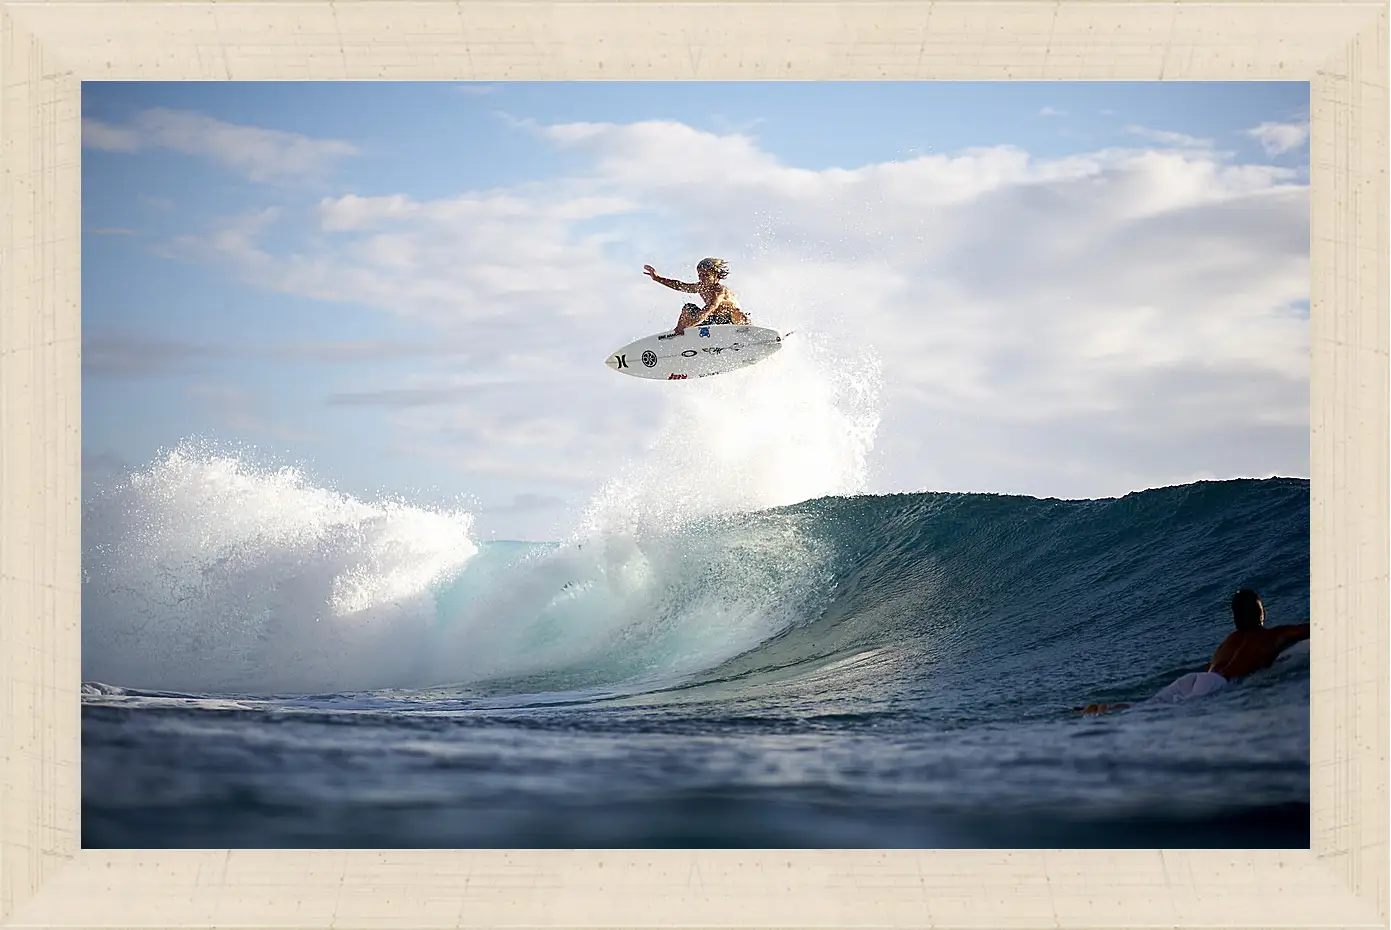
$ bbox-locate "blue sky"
[82,81,1310,540]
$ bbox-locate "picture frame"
[1,1,1384,926]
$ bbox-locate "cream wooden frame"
[1,2,1385,927]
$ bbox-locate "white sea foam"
[82,443,478,694]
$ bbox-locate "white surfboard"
[605,324,787,381]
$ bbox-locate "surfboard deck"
[605,324,785,380]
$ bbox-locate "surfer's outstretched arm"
[644,265,699,293]
[1277,623,1310,649]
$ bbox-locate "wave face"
[83,438,1308,719]
[422,476,1308,721]
[723,477,1310,721]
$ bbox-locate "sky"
[82,81,1310,540]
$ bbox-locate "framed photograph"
[3,2,1386,928]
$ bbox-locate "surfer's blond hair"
[696,257,730,279]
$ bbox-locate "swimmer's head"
[1231,588,1265,630]
[696,257,730,282]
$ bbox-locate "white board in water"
[604,324,785,381]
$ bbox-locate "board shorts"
[1148,670,1227,704]
[682,302,737,325]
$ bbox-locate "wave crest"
[82,443,479,693]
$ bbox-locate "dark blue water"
[82,476,1310,848]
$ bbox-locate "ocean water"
[81,471,1309,848]
[81,344,1309,848]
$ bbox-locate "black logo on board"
[614,354,628,369]
[681,350,697,357]
[641,351,657,367]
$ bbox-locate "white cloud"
[1039,107,1067,117]
[1125,125,1213,149]
[1246,120,1310,156]
[382,382,657,489]
[172,118,1309,517]
[83,108,358,182]
[82,120,141,152]
[186,383,319,443]
[275,340,470,364]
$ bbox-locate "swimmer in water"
[1081,588,1309,715]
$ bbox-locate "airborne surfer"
[643,257,751,335]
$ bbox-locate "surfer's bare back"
[1204,589,1309,679]
[1080,588,1309,716]
[644,257,750,335]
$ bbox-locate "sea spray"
[418,337,882,691]
[574,332,882,537]
[423,508,840,691]
[82,443,478,694]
